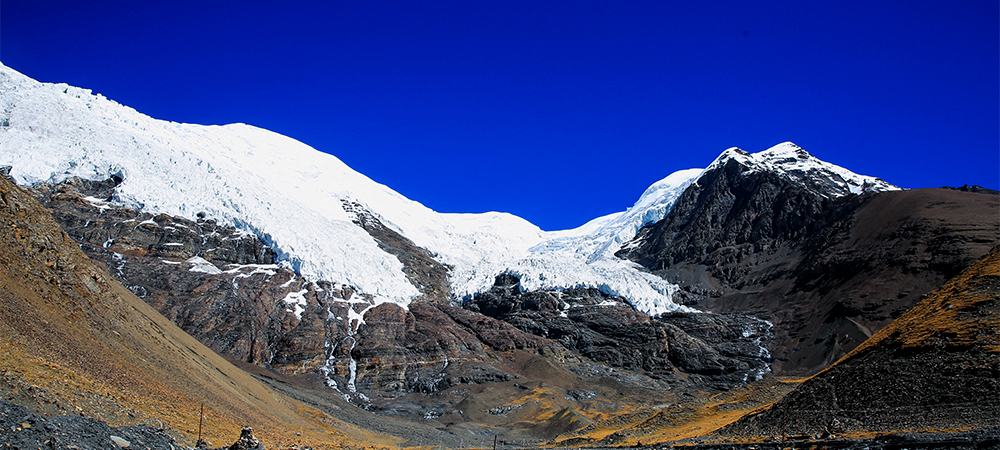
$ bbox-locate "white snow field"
[0,63,896,316]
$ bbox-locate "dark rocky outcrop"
[32,177,276,267]
[0,400,177,450]
[342,200,452,300]
[465,275,773,389]
[618,157,1000,375]
[619,157,854,277]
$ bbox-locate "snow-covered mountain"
[0,63,897,317]
[705,144,897,198]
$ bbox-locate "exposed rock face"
[29,177,355,370]
[32,177,276,267]
[465,275,773,389]
[618,156,1000,375]
[722,245,1000,438]
[345,299,563,399]
[342,200,452,300]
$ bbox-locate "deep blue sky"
[3,1,997,231]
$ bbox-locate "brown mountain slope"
[720,244,1000,439]
[0,174,397,448]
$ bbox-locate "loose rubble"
[0,400,176,450]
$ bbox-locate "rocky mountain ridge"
[702,144,896,198]
[618,148,999,374]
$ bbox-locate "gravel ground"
[0,400,178,450]
[254,375,496,449]
[650,427,1000,450]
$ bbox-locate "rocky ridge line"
[618,151,1000,374]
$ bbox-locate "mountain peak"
[757,141,811,160]
[706,142,898,198]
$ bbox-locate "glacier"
[0,62,897,317]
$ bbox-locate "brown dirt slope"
[720,244,1000,439]
[0,174,397,448]
[553,376,803,447]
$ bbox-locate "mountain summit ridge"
[707,142,898,198]
[0,62,896,317]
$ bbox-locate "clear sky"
[3,1,997,231]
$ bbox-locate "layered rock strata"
[465,274,773,389]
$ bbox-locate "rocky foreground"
[0,400,176,450]
[0,399,294,450]
[649,427,1000,449]
[4,394,997,450]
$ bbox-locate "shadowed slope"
[721,245,1000,439]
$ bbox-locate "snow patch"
[224,264,279,278]
[186,256,222,274]
[82,196,112,211]
[281,289,308,320]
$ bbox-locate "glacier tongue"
[486,167,703,315]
